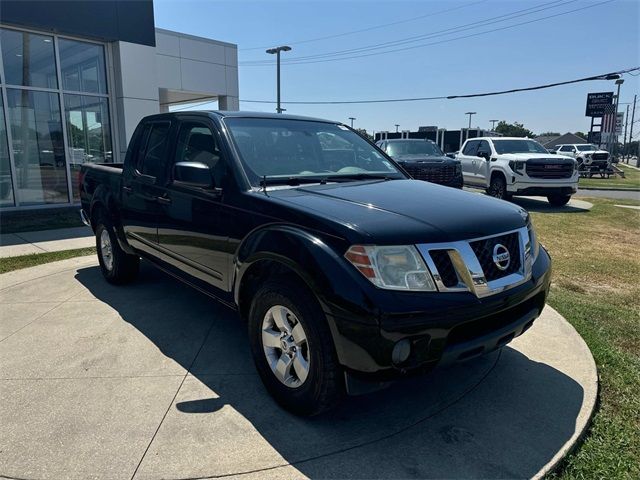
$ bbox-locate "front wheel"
[487,175,511,201]
[547,194,571,207]
[248,280,344,416]
[95,216,139,284]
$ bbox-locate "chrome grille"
[592,153,608,161]
[526,162,573,179]
[418,227,532,298]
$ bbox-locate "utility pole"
[622,104,630,160]
[465,112,477,130]
[395,124,400,133]
[266,45,292,114]
[490,119,499,130]
[629,94,637,158]
[349,117,356,128]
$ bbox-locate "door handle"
[155,195,172,205]
[123,186,132,193]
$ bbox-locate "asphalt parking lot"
[0,256,597,480]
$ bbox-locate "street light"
[490,119,499,130]
[349,117,356,128]
[465,112,477,130]
[266,45,292,114]
[395,124,400,133]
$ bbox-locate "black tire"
[248,279,344,416]
[487,175,511,201]
[95,214,139,284]
[547,194,571,207]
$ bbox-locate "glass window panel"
[0,94,16,206]
[59,38,107,94]
[0,29,58,89]
[6,89,69,205]
[64,94,112,201]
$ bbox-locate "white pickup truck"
[458,137,578,206]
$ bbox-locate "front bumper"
[512,186,577,196]
[327,247,551,383]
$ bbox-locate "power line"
[240,0,489,51]
[237,68,639,105]
[241,0,615,66]
[241,0,573,65]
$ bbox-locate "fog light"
[392,339,411,365]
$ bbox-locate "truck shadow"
[510,196,591,213]
[75,263,585,479]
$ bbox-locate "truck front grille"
[403,164,457,185]
[469,232,521,281]
[428,250,458,287]
[526,162,573,179]
[592,153,608,161]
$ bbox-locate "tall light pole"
[349,117,356,128]
[266,45,292,114]
[612,78,624,154]
[490,119,499,130]
[465,112,477,130]
[395,124,400,133]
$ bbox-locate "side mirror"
[477,150,490,160]
[173,162,213,189]
[548,149,557,154]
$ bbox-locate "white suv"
[458,137,578,206]
[554,144,610,176]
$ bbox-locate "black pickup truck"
[80,111,551,416]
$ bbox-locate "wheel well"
[490,170,506,183]
[237,259,314,321]
[90,202,107,228]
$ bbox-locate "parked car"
[457,137,578,206]
[376,139,462,188]
[80,112,551,416]
[553,144,610,176]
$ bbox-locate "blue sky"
[154,0,640,135]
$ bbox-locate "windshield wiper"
[325,173,396,182]
[259,176,330,187]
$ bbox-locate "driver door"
[459,140,480,185]
[475,140,492,185]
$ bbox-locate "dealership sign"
[585,92,614,117]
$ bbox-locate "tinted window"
[558,146,571,152]
[462,140,479,155]
[492,139,548,154]
[138,122,170,178]
[478,140,491,153]
[576,144,598,151]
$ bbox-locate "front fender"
[233,224,378,324]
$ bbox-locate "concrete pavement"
[575,189,640,201]
[0,256,598,479]
[0,226,94,258]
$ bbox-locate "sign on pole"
[585,92,614,117]
[616,112,624,135]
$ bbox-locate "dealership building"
[0,0,239,211]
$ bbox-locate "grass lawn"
[531,197,640,478]
[0,207,83,234]
[578,164,640,190]
[0,247,95,274]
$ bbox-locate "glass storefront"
[0,26,113,209]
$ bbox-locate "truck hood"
[391,154,458,165]
[500,153,574,162]
[265,179,527,244]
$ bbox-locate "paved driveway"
[0,257,597,480]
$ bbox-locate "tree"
[573,132,587,140]
[494,121,535,138]
[356,128,373,141]
[538,131,560,137]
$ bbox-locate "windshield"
[576,144,598,151]
[225,118,404,185]
[492,139,548,154]
[386,141,443,157]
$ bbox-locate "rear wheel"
[248,280,344,416]
[547,194,571,207]
[95,215,139,284]
[487,175,511,201]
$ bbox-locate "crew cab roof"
[139,110,337,124]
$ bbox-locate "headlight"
[345,245,436,291]
[508,160,526,173]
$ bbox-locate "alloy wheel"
[99,229,114,272]
[261,305,310,388]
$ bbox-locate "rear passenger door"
[155,117,229,291]
[121,120,172,254]
[458,140,480,185]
